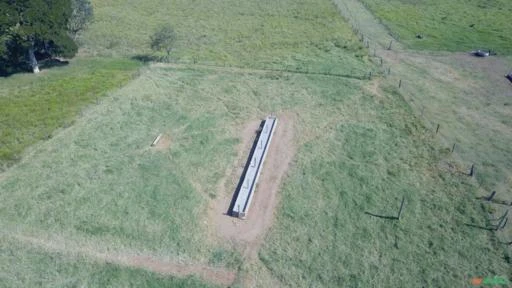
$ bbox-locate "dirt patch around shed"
[208,113,296,259]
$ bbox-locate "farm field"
[80,0,369,76]
[360,0,512,54]
[0,235,214,288]
[1,0,511,287]
[338,0,512,254]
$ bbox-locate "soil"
[208,113,296,259]
[126,256,235,286]
[365,78,383,98]
[152,134,171,151]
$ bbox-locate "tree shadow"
[131,54,161,63]
[0,63,30,77]
[39,58,69,70]
[1,57,69,77]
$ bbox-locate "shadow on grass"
[1,57,69,77]
[364,211,398,220]
[475,196,512,206]
[463,223,496,231]
[132,54,162,63]
[39,58,69,70]
[0,64,30,77]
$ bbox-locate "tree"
[150,25,177,59]
[68,0,93,40]
[0,0,78,74]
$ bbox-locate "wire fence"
[330,0,511,244]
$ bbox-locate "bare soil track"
[11,234,236,287]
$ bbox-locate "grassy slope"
[257,78,510,287]
[1,65,510,287]
[360,0,512,54]
[0,58,141,170]
[81,0,368,75]
[1,0,511,287]
[0,236,216,288]
[0,65,361,264]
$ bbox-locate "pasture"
[361,0,512,53]
[0,0,511,287]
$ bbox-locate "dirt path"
[11,234,236,287]
[209,113,296,259]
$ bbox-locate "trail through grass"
[0,235,216,288]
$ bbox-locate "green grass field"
[360,0,512,54]
[0,236,215,288]
[80,0,369,75]
[1,0,511,286]
[0,58,141,171]
[258,78,510,287]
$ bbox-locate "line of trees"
[0,0,92,75]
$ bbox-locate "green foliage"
[361,0,512,54]
[150,25,177,57]
[68,0,94,39]
[0,58,141,170]
[0,0,78,72]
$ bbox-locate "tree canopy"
[68,0,93,39]
[150,25,177,59]
[0,0,91,75]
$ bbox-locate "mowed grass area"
[0,58,141,171]
[0,236,215,288]
[360,0,512,54]
[81,0,369,75]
